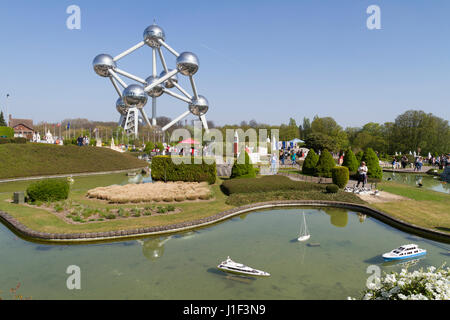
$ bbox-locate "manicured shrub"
[355,151,364,163]
[156,142,164,151]
[26,179,70,202]
[342,149,358,173]
[314,150,336,178]
[362,148,382,179]
[151,156,216,184]
[326,184,339,193]
[230,151,256,179]
[221,175,323,195]
[0,126,14,138]
[0,137,27,144]
[144,142,155,153]
[302,149,319,175]
[332,166,349,188]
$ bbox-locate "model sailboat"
[298,212,311,242]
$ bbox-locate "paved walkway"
[0,167,148,184]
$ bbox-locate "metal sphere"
[93,54,116,77]
[143,24,165,48]
[176,52,199,76]
[189,95,209,116]
[122,84,148,109]
[144,76,164,98]
[116,97,128,115]
[159,69,178,88]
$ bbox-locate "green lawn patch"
[221,175,324,195]
[226,189,365,206]
[0,144,147,179]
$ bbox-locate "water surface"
[0,207,448,300]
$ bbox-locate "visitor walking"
[271,153,278,174]
[355,161,368,188]
[291,152,296,167]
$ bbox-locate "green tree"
[314,149,336,178]
[302,148,319,175]
[342,148,359,173]
[231,151,256,179]
[310,116,348,151]
[362,148,382,179]
[355,151,364,163]
[305,132,336,152]
[0,111,6,127]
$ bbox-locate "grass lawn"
[0,174,233,234]
[0,173,448,237]
[0,144,147,179]
[372,181,450,233]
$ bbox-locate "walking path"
[0,168,148,184]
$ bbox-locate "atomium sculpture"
[93,23,210,136]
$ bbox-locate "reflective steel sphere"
[159,69,178,88]
[143,24,165,48]
[93,54,116,77]
[122,84,148,109]
[144,76,164,97]
[189,95,209,116]
[176,52,199,76]
[116,97,128,115]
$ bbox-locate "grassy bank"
[0,144,147,179]
[372,181,450,233]
[0,172,448,238]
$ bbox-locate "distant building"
[9,115,35,140]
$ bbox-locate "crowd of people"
[279,148,305,166]
[392,154,449,171]
[76,135,90,146]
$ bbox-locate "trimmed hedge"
[0,126,14,138]
[151,156,216,184]
[342,148,358,173]
[221,175,324,195]
[314,149,336,178]
[332,166,349,188]
[26,179,70,202]
[326,184,339,193]
[0,137,27,144]
[302,148,319,175]
[362,147,382,179]
[230,151,256,179]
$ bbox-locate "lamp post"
[5,94,10,126]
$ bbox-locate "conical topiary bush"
[362,147,382,179]
[314,149,336,178]
[302,149,319,175]
[342,148,359,173]
[230,151,256,179]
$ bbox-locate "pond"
[383,171,449,194]
[0,207,448,300]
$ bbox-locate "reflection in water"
[138,231,198,261]
[357,213,367,224]
[139,236,171,261]
[382,257,424,268]
[122,174,153,185]
[322,208,348,228]
[383,172,449,194]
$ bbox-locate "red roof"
[178,138,200,144]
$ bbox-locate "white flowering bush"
[350,265,449,300]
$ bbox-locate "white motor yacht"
[382,244,427,261]
[217,257,270,277]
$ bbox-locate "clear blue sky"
[0,0,449,128]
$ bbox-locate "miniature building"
[9,115,35,140]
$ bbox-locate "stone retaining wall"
[1,200,449,244]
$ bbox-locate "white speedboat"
[382,244,427,261]
[217,257,270,277]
